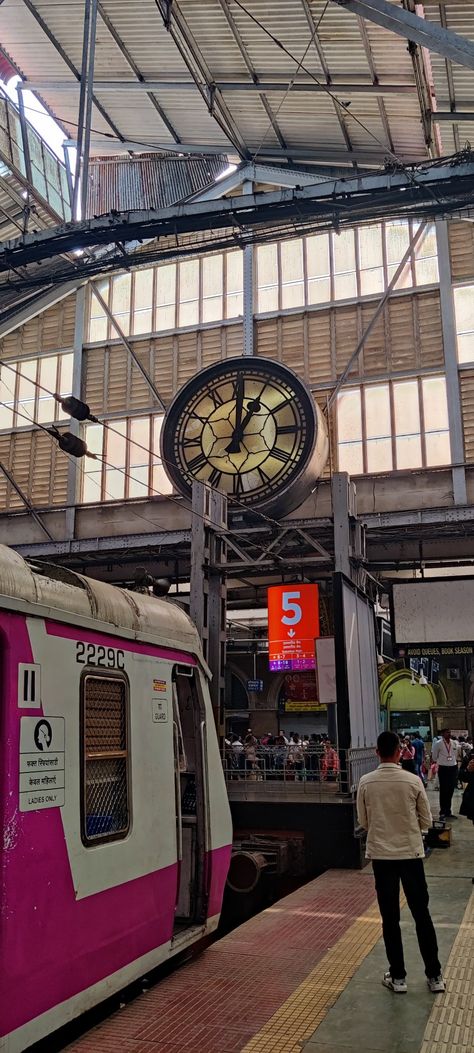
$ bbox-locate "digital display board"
[268,584,320,672]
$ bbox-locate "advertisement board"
[268,584,320,671]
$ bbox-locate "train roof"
[0,545,203,660]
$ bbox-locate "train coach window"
[81,674,130,846]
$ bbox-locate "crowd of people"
[224,731,340,781]
[397,729,474,822]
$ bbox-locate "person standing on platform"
[431,728,458,820]
[411,732,426,782]
[357,730,445,995]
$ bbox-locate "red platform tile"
[65,870,376,1053]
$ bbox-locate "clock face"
[161,358,328,515]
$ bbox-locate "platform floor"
[65,788,474,1053]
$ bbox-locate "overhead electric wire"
[0,369,289,564]
[229,0,445,208]
[0,358,290,534]
[250,1,330,163]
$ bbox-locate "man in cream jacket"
[357,730,445,995]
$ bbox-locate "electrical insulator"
[56,432,89,458]
[59,395,95,422]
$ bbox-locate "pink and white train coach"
[0,545,232,1052]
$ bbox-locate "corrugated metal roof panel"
[86,153,229,213]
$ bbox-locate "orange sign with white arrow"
[268,584,320,671]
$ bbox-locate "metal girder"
[20,0,124,143]
[2,157,474,273]
[433,111,474,123]
[20,78,419,96]
[96,2,181,145]
[64,138,405,165]
[331,0,474,71]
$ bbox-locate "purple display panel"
[269,657,316,672]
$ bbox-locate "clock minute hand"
[225,398,261,454]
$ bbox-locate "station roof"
[0,0,473,171]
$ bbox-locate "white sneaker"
[382,972,407,993]
[427,975,446,993]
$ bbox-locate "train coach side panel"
[0,612,187,1044]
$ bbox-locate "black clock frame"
[161,357,328,518]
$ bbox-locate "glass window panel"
[128,465,149,499]
[82,471,103,503]
[179,259,199,327]
[155,305,176,332]
[156,264,176,307]
[281,281,305,309]
[415,225,437,259]
[129,417,150,467]
[422,376,449,432]
[365,385,390,439]
[456,332,474,364]
[17,360,38,404]
[89,279,109,342]
[257,244,278,311]
[105,421,127,468]
[337,389,362,443]
[393,380,420,436]
[258,286,279,313]
[415,257,438,285]
[84,423,104,457]
[111,274,131,335]
[306,234,330,278]
[37,396,56,424]
[332,230,356,275]
[281,239,304,283]
[225,251,243,318]
[152,415,172,494]
[134,269,154,311]
[202,296,223,323]
[0,406,14,429]
[386,221,410,265]
[40,355,59,392]
[396,434,422,469]
[307,276,330,305]
[334,272,357,300]
[425,431,451,467]
[56,354,74,421]
[366,437,393,473]
[454,286,474,335]
[104,468,125,501]
[133,309,153,335]
[202,254,223,298]
[338,441,364,475]
[360,267,384,296]
[358,225,383,270]
[387,263,413,290]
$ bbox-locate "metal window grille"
[81,674,130,845]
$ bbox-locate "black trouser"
[372,859,441,980]
[438,765,457,816]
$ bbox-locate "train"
[0,545,232,1052]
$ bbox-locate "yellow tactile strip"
[420,889,474,1053]
[241,901,382,1053]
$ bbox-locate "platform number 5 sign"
[268,584,320,671]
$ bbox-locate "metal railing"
[222,745,378,798]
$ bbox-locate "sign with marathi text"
[268,584,320,672]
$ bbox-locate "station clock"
[161,357,328,517]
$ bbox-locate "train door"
[172,665,209,936]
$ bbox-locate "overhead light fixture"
[410,671,416,686]
[419,673,428,686]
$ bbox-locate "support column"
[73,0,98,219]
[190,482,227,737]
[16,85,33,186]
[66,284,86,538]
[242,180,254,356]
[436,219,467,506]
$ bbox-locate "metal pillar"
[189,481,227,737]
[332,472,356,579]
[16,85,33,186]
[242,180,255,356]
[73,0,98,219]
[435,219,467,506]
[66,284,86,538]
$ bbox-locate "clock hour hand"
[225,398,261,453]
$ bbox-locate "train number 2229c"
[76,642,125,669]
